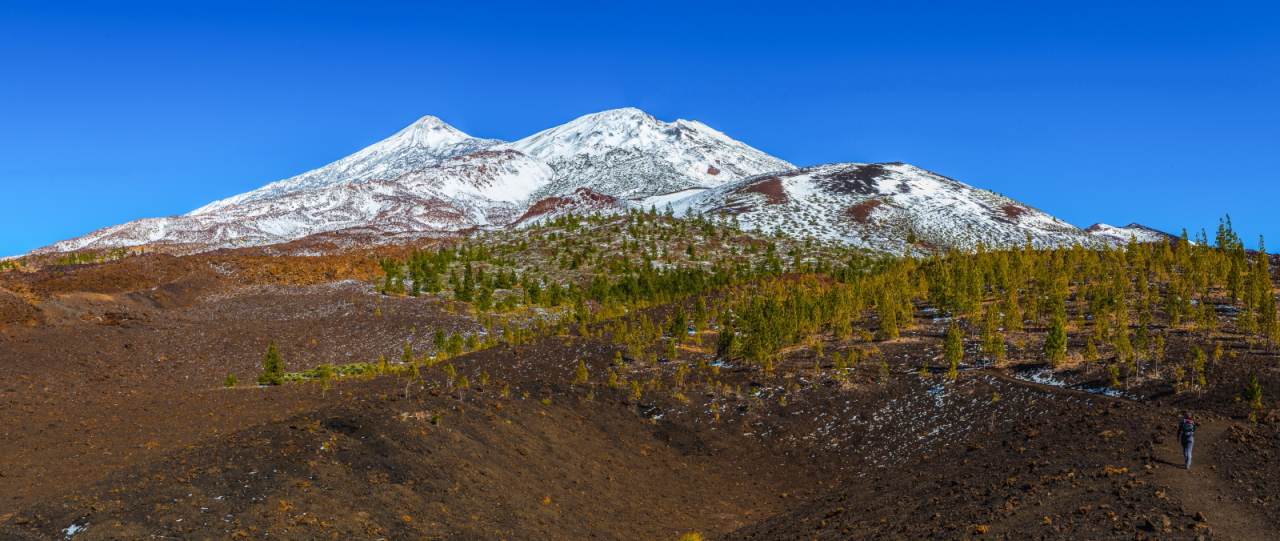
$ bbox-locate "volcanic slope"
[33,108,792,255]
[638,162,1106,252]
[505,107,795,200]
[1085,222,1181,246]
[5,211,1280,540]
[190,115,504,214]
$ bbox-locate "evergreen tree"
[1244,373,1263,410]
[716,325,737,358]
[876,297,899,341]
[1190,344,1207,387]
[572,359,589,385]
[832,351,849,381]
[1044,313,1067,366]
[1112,323,1133,365]
[692,298,709,331]
[979,305,1006,361]
[943,324,963,381]
[1082,337,1098,364]
[257,340,286,386]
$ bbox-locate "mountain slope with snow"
[27,109,1130,257]
[33,108,796,254]
[503,108,795,200]
[1084,223,1179,246]
[34,150,553,254]
[635,162,1105,252]
[190,116,504,215]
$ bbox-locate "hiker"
[1179,412,1195,469]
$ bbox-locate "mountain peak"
[501,108,794,200]
[47,107,795,253]
[381,115,481,150]
[188,115,503,215]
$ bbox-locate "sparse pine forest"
[290,209,1277,412]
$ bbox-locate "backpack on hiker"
[1179,418,1195,439]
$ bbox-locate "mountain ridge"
[23,108,1157,257]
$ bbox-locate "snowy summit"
[27,108,1136,256]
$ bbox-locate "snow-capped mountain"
[28,108,1129,257]
[34,150,553,253]
[502,108,795,200]
[189,116,503,215]
[32,108,795,254]
[1084,223,1178,246]
[635,163,1105,252]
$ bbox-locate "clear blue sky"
[2,1,1278,255]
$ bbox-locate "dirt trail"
[1151,419,1279,540]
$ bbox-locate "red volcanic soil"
[1000,204,1029,221]
[844,200,885,224]
[513,188,623,225]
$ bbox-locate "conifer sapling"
[257,341,286,386]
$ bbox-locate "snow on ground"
[1084,223,1178,246]
[664,162,1106,252]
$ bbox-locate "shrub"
[335,362,372,376]
[1245,373,1263,410]
[223,374,238,387]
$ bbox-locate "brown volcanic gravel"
[2,250,1280,540]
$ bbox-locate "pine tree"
[257,341,286,386]
[1150,333,1165,365]
[876,298,899,341]
[716,325,737,359]
[692,297,709,331]
[572,359,589,385]
[223,374,238,387]
[1244,373,1263,410]
[979,305,1006,361]
[1082,337,1098,364]
[1001,293,1023,332]
[832,351,849,381]
[944,324,963,381]
[1190,344,1207,387]
[1044,313,1067,367]
[400,343,414,365]
[1112,324,1133,365]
